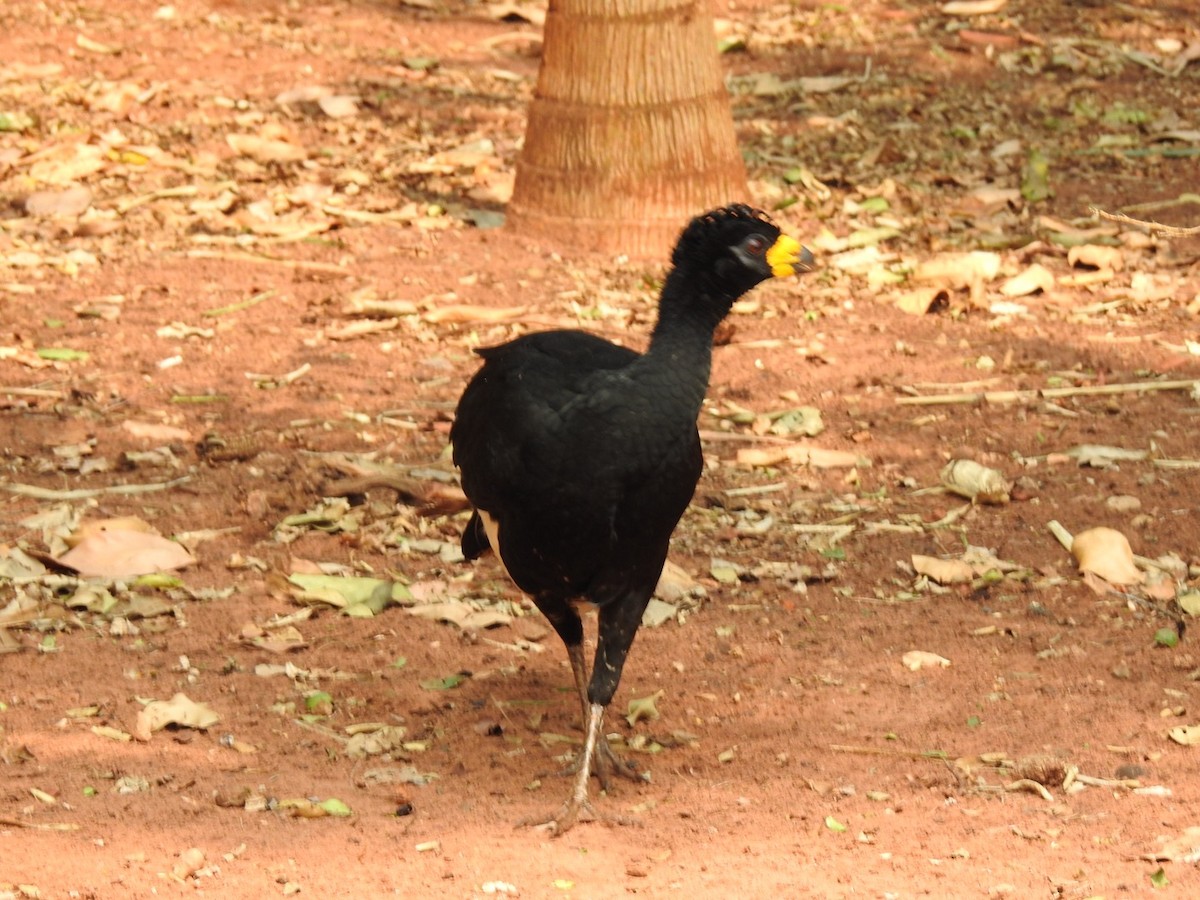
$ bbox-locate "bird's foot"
[555,738,646,791]
[516,795,638,837]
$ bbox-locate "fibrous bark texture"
[507,0,749,258]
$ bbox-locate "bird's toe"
[516,798,595,836]
[516,797,638,836]
[593,739,647,788]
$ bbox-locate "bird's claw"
[553,739,644,791]
[517,797,638,836]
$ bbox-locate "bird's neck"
[638,271,734,413]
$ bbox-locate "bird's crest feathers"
[671,204,776,267]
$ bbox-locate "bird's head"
[672,204,815,294]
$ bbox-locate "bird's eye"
[744,235,767,256]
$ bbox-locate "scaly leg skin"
[560,643,644,789]
[518,702,637,835]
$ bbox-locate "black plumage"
[451,205,813,833]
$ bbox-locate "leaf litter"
[3,0,1200,894]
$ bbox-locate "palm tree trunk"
[507,0,748,258]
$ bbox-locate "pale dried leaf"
[227,133,307,164]
[1071,527,1143,585]
[65,516,158,548]
[25,186,93,217]
[941,459,1012,504]
[407,601,512,630]
[999,263,1056,297]
[317,94,360,118]
[1065,444,1148,467]
[655,559,699,603]
[942,0,1007,13]
[135,692,220,741]
[894,287,946,315]
[914,251,1001,288]
[1144,825,1200,862]
[912,554,974,584]
[1068,244,1124,272]
[57,527,194,578]
[736,444,860,469]
[121,420,192,442]
[422,304,528,324]
[626,689,664,727]
[901,650,951,671]
[1167,726,1200,747]
[347,725,408,758]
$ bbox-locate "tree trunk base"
[505,0,749,260]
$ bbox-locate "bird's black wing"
[451,330,642,590]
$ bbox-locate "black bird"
[451,205,814,833]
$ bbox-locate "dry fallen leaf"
[406,601,512,631]
[626,689,664,727]
[735,444,859,469]
[1143,825,1200,862]
[226,133,307,164]
[655,559,700,602]
[914,251,1001,289]
[1068,244,1124,272]
[941,459,1012,504]
[65,516,157,548]
[422,304,528,324]
[1000,263,1056,297]
[135,692,221,741]
[893,287,948,316]
[901,650,951,671]
[942,0,1007,14]
[57,522,196,578]
[912,554,974,584]
[121,420,192,443]
[1167,725,1200,747]
[172,847,207,880]
[1071,527,1143,585]
[25,185,94,217]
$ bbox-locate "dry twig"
[0,476,192,500]
[1090,206,1200,237]
[897,379,1199,406]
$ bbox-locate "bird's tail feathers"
[461,510,492,560]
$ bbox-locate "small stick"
[1073,773,1140,789]
[1005,778,1054,801]
[203,289,276,318]
[290,717,349,744]
[0,386,65,398]
[897,379,1199,406]
[116,185,199,215]
[186,249,347,274]
[698,429,794,444]
[1090,206,1200,237]
[1047,519,1074,553]
[830,744,949,760]
[0,475,192,501]
[0,817,80,831]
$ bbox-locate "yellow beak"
[766,234,815,278]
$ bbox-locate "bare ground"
[3,0,1200,897]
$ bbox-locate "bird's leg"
[519,592,647,834]
[518,701,635,835]
[560,642,642,789]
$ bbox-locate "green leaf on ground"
[1155,628,1179,648]
[37,347,90,362]
[626,690,664,727]
[419,673,466,691]
[319,797,352,817]
[1021,147,1052,202]
[825,815,847,833]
